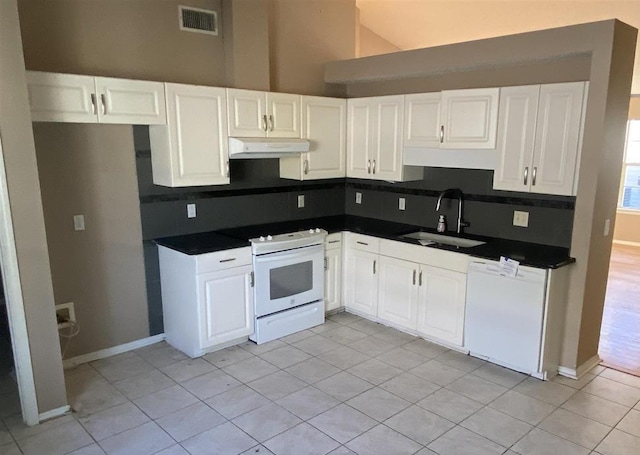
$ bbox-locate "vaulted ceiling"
[356,0,640,94]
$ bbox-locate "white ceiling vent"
[179,6,218,36]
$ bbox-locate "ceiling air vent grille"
[179,6,218,36]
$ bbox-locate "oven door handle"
[253,244,324,264]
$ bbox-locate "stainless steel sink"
[400,231,486,248]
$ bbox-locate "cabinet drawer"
[325,232,343,250]
[379,238,468,273]
[345,233,379,253]
[196,247,252,274]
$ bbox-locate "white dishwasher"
[465,260,547,375]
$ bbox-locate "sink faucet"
[435,188,470,234]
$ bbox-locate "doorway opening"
[0,270,22,421]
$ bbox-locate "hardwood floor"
[599,243,640,376]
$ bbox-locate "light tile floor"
[2,312,640,455]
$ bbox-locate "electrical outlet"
[398,198,406,211]
[55,302,76,329]
[298,195,305,208]
[604,219,611,236]
[513,210,529,228]
[187,203,196,218]
[355,192,362,204]
[73,215,85,231]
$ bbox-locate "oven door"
[253,244,324,317]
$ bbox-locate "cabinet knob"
[90,93,97,114]
[262,114,268,131]
[304,159,309,175]
[100,94,107,115]
[372,160,376,174]
[367,160,371,174]
[524,166,529,186]
[532,167,537,186]
[269,114,274,132]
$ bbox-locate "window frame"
[618,119,640,212]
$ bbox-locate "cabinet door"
[198,265,254,349]
[377,256,419,330]
[372,95,405,181]
[404,93,442,148]
[95,77,166,125]
[530,82,585,196]
[227,89,267,138]
[150,83,229,187]
[26,71,97,123]
[493,85,540,192]
[441,88,499,149]
[344,250,378,317]
[347,98,373,179]
[417,265,466,346]
[267,92,300,138]
[304,96,347,179]
[324,247,342,312]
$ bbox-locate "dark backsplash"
[133,126,575,334]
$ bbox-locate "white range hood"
[229,137,310,159]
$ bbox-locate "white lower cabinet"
[324,233,343,313]
[343,234,467,347]
[416,266,466,346]
[159,246,254,357]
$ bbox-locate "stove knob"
[309,229,314,233]
[259,236,265,242]
[315,228,321,233]
[267,235,273,241]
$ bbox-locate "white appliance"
[250,228,326,344]
[229,137,310,159]
[465,260,548,376]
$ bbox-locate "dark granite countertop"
[155,215,575,269]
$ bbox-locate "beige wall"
[33,124,149,358]
[18,0,226,86]
[326,20,637,371]
[0,0,67,414]
[358,25,401,58]
[269,0,356,96]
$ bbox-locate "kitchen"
[1,0,640,454]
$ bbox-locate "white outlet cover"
[355,192,362,204]
[187,203,196,218]
[513,210,529,228]
[73,215,85,231]
[298,195,305,208]
[399,198,406,211]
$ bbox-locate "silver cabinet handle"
[226,160,230,177]
[419,270,423,286]
[269,114,274,132]
[524,166,529,186]
[532,167,537,186]
[324,257,328,271]
[373,260,377,274]
[304,159,309,175]
[90,93,97,114]
[250,271,254,287]
[219,258,236,263]
[328,240,340,244]
[372,160,376,174]
[262,114,268,131]
[367,159,371,174]
[440,125,445,143]
[356,241,369,246]
[413,270,416,285]
[100,94,107,114]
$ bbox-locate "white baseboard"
[558,355,600,380]
[38,405,70,422]
[613,240,640,247]
[62,334,165,369]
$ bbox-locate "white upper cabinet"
[227,89,300,138]
[493,82,587,196]
[280,96,346,180]
[404,92,442,148]
[150,83,229,187]
[347,96,422,182]
[403,88,499,150]
[26,71,166,125]
[440,88,500,149]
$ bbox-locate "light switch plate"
[355,192,362,204]
[73,215,85,231]
[297,195,305,208]
[604,218,611,236]
[187,203,196,218]
[398,198,406,211]
[513,210,529,227]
